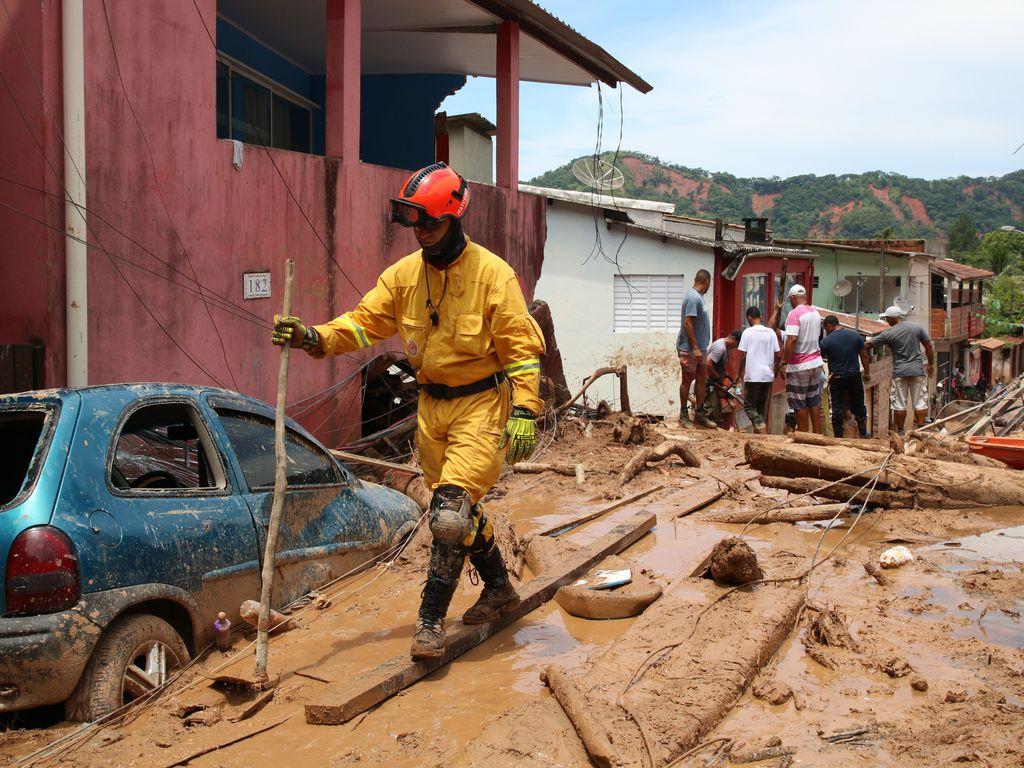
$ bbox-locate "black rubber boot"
[411,540,463,660]
[463,537,519,625]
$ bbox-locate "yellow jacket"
[312,238,546,414]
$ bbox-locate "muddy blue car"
[0,384,419,721]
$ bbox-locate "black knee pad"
[429,484,472,543]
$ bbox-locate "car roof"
[0,382,242,399]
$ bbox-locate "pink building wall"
[0,0,545,444]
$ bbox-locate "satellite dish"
[833,279,853,298]
[572,156,625,191]
[894,295,914,314]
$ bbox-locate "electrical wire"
[187,0,364,297]
[101,0,239,390]
[0,3,229,388]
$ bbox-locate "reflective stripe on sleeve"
[503,359,541,378]
[339,315,370,349]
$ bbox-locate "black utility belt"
[421,371,506,400]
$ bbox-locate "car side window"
[111,402,225,493]
[215,409,341,490]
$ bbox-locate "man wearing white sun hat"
[866,305,935,434]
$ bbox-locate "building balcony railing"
[930,304,985,340]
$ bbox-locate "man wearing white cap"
[781,284,823,433]
[866,306,935,433]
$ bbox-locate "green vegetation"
[530,152,1024,241]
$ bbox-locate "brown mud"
[2,424,1022,767]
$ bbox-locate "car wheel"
[65,614,190,722]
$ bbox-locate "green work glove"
[272,315,319,352]
[502,406,537,464]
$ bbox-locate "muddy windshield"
[0,409,52,510]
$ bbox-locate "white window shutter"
[614,274,686,332]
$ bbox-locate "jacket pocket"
[400,315,428,363]
[454,313,485,356]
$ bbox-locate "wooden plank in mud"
[304,510,657,726]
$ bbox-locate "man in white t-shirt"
[781,284,824,433]
[738,305,781,433]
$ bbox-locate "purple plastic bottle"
[213,611,232,652]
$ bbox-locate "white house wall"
[534,198,715,416]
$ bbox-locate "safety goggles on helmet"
[388,199,445,229]
[388,162,470,228]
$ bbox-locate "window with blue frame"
[216,58,311,154]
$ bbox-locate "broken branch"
[619,440,701,486]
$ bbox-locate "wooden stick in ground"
[701,502,852,524]
[619,440,701,486]
[254,258,295,685]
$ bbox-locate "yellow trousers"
[416,381,510,505]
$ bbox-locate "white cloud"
[512,0,1024,179]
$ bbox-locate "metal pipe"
[63,0,87,386]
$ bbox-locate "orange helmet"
[388,163,469,228]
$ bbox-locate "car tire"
[65,614,190,722]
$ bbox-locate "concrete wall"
[532,196,714,416]
[807,245,930,326]
[447,124,493,184]
[0,0,545,444]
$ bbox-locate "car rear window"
[0,409,52,509]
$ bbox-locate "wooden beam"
[304,511,657,725]
[496,20,520,189]
[329,449,423,476]
[533,485,663,538]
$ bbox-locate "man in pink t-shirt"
[780,284,823,433]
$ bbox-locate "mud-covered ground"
[2,419,1022,767]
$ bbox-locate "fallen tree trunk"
[558,366,630,415]
[543,666,621,768]
[745,441,1024,506]
[759,476,916,508]
[619,440,701,485]
[792,432,890,453]
[701,503,853,525]
[511,462,580,477]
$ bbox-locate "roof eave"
[467,0,653,93]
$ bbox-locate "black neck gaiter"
[421,219,466,270]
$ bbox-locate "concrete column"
[326,0,360,162]
[496,21,519,190]
[63,0,87,386]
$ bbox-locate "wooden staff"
[254,258,295,684]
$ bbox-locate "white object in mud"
[879,545,913,569]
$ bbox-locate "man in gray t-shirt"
[676,269,712,427]
[866,306,935,432]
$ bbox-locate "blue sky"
[441,0,1024,182]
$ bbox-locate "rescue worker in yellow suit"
[272,163,545,660]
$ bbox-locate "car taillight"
[5,526,80,617]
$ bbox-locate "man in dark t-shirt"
[819,315,871,437]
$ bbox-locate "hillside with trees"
[532,152,1024,334]
[530,152,1024,243]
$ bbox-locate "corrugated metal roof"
[607,220,817,258]
[519,184,676,213]
[930,259,994,281]
[813,307,889,336]
[972,336,1022,351]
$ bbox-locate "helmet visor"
[388,199,433,228]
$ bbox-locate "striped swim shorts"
[786,367,823,412]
